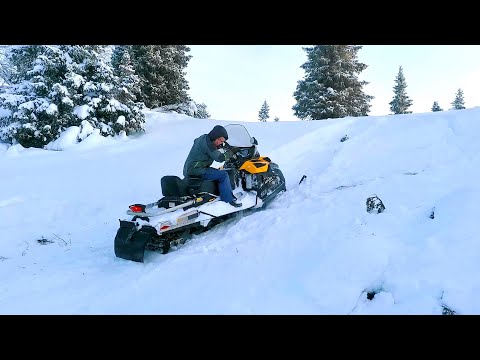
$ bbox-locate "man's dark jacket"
[183,126,229,177]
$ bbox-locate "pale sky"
[186,45,480,121]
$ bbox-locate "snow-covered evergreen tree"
[0,46,17,85]
[258,100,269,121]
[129,45,192,108]
[292,45,373,120]
[0,46,74,147]
[111,45,141,105]
[62,45,145,138]
[431,101,443,112]
[0,45,145,148]
[99,45,115,64]
[4,45,43,84]
[111,45,127,72]
[451,88,465,110]
[389,66,413,114]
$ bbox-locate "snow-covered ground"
[1,107,478,314]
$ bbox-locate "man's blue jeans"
[202,168,234,203]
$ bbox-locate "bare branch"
[53,233,67,246]
[22,241,29,256]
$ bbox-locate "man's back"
[183,134,219,177]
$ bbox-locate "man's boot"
[229,199,242,208]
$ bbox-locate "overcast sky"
[185,45,480,121]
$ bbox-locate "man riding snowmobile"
[114,123,286,262]
[183,125,242,208]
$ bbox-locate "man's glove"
[224,147,236,161]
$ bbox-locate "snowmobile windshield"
[224,124,254,147]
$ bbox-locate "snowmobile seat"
[184,176,219,196]
[161,176,188,197]
[160,175,219,197]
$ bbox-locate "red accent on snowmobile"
[129,204,145,213]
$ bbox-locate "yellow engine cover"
[239,156,271,174]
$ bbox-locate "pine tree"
[111,45,127,72]
[258,100,270,121]
[194,103,210,119]
[451,88,465,110]
[62,45,145,137]
[292,45,373,120]
[389,66,413,114]
[431,101,443,112]
[111,45,141,104]
[129,45,192,108]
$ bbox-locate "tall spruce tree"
[258,100,270,121]
[111,45,128,72]
[60,45,145,137]
[389,66,413,114]
[129,45,192,108]
[111,45,141,104]
[451,88,465,110]
[431,101,443,112]
[292,45,373,120]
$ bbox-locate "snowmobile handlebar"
[223,142,240,159]
[223,142,240,153]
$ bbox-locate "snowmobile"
[114,124,286,262]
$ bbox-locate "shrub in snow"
[194,102,210,119]
[156,101,211,119]
[366,195,385,214]
[442,304,456,315]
